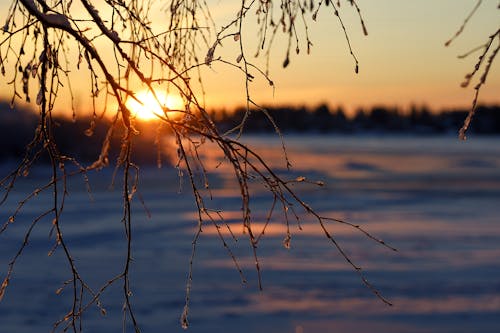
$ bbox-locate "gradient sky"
[0,0,498,115]
[200,0,500,113]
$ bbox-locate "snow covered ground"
[1,135,500,333]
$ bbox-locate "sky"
[0,0,499,115]
[199,0,500,113]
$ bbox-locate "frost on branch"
[444,1,500,140]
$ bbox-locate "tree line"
[1,102,499,164]
[0,102,158,165]
[213,104,500,135]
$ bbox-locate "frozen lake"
[1,135,500,333]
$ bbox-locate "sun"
[126,89,184,121]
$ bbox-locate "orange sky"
[0,0,498,115]
[198,0,500,113]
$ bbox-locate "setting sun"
[126,90,184,121]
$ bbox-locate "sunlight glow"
[126,90,184,121]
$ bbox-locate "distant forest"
[0,101,161,165]
[1,101,499,164]
[212,104,500,135]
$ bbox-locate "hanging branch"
[444,0,500,139]
[0,1,391,332]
